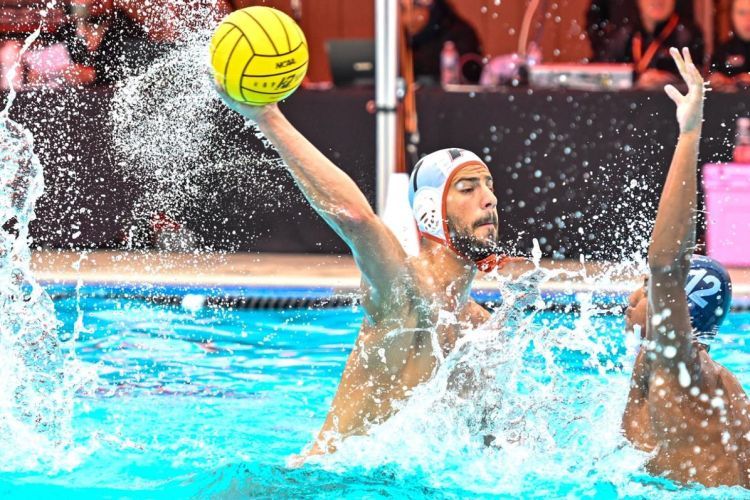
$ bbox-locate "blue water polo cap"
[685,255,732,340]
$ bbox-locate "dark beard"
[447,213,500,261]
[450,232,501,261]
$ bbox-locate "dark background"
[7,86,748,260]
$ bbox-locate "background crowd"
[0,0,748,91]
[587,0,750,90]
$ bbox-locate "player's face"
[445,164,499,259]
[402,0,433,36]
[625,282,648,338]
[733,0,750,41]
[637,0,676,25]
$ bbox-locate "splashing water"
[111,3,287,248]
[1,27,39,115]
[296,242,656,496]
[0,32,94,471]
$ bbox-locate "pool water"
[1,285,750,498]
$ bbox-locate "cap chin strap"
[475,253,522,273]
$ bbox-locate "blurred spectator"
[0,0,66,33]
[117,0,230,43]
[402,0,482,85]
[1,0,228,89]
[587,0,639,61]
[23,42,76,86]
[0,39,21,90]
[0,0,66,90]
[710,0,750,91]
[589,0,704,89]
[587,0,695,61]
[40,0,154,86]
[587,0,695,60]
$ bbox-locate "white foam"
[305,261,649,495]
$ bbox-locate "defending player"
[621,47,750,487]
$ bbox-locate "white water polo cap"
[407,148,521,272]
[408,148,486,245]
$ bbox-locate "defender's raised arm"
[646,47,704,372]
[622,48,750,488]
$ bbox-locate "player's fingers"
[664,84,683,104]
[691,63,704,88]
[213,82,230,102]
[670,47,686,73]
[213,83,242,111]
[681,48,705,88]
[683,49,701,89]
[684,68,703,95]
[682,47,694,67]
[213,81,236,104]
[670,47,690,83]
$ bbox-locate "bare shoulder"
[693,349,743,396]
[714,357,750,406]
[652,350,750,427]
[651,348,724,397]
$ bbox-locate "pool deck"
[30,250,750,300]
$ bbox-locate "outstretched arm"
[216,93,408,309]
[646,47,704,379]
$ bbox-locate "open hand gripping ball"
[210,6,308,105]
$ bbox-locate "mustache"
[473,214,498,229]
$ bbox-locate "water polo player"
[215,87,521,459]
[620,47,750,487]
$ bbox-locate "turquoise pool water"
[1,285,749,498]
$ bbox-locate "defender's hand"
[214,83,279,124]
[664,47,705,135]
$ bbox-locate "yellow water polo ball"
[210,6,308,105]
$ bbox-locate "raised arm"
[646,48,704,377]
[216,93,408,308]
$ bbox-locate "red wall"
[236,0,593,82]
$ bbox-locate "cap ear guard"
[412,187,444,239]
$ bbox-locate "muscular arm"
[216,95,408,310]
[646,48,704,383]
